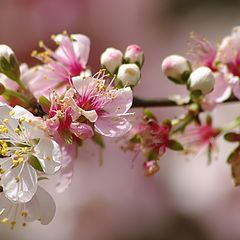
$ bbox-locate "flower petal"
[2,163,37,203]
[81,109,98,122]
[71,34,90,66]
[28,186,56,225]
[95,116,132,137]
[34,138,62,175]
[56,144,77,193]
[103,87,133,114]
[205,72,232,103]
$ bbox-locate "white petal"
[24,186,56,225]
[34,186,56,225]
[2,164,37,203]
[0,103,18,132]
[56,144,77,193]
[34,138,62,174]
[11,105,34,120]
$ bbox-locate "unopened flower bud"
[144,160,160,177]
[100,48,123,74]
[188,67,215,95]
[161,55,191,84]
[0,45,20,82]
[117,63,141,86]
[124,44,144,67]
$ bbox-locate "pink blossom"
[180,123,220,158]
[188,32,217,71]
[133,120,170,156]
[64,73,134,138]
[46,92,94,142]
[124,118,171,176]
[31,32,90,98]
[210,26,240,101]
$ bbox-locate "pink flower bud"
[100,48,123,74]
[124,44,144,67]
[162,55,191,83]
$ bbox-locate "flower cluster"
[0,32,144,228]
[1,26,240,228]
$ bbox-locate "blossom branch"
[132,96,239,108]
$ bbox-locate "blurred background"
[1,0,240,239]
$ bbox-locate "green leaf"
[143,109,156,120]
[92,133,105,148]
[224,132,240,142]
[39,96,51,113]
[167,139,184,151]
[28,155,43,172]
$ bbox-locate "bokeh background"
[1,0,240,239]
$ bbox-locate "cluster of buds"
[100,44,143,87]
[159,26,240,186]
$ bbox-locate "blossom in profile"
[0,186,56,229]
[188,32,217,71]
[179,120,220,161]
[123,112,181,176]
[0,103,61,203]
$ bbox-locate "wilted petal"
[34,138,62,175]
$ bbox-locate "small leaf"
[167,140,184,151]
[224,132,240,142]
[28,155,43,172]
[143,109,157,121]
[39,96,51,113]
[92,132,105,148]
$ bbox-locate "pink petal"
[71,34,90,66]
[70,122,94,140]
[205,72,231,103]
[95,116,132,137]
[103,87,133,114]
